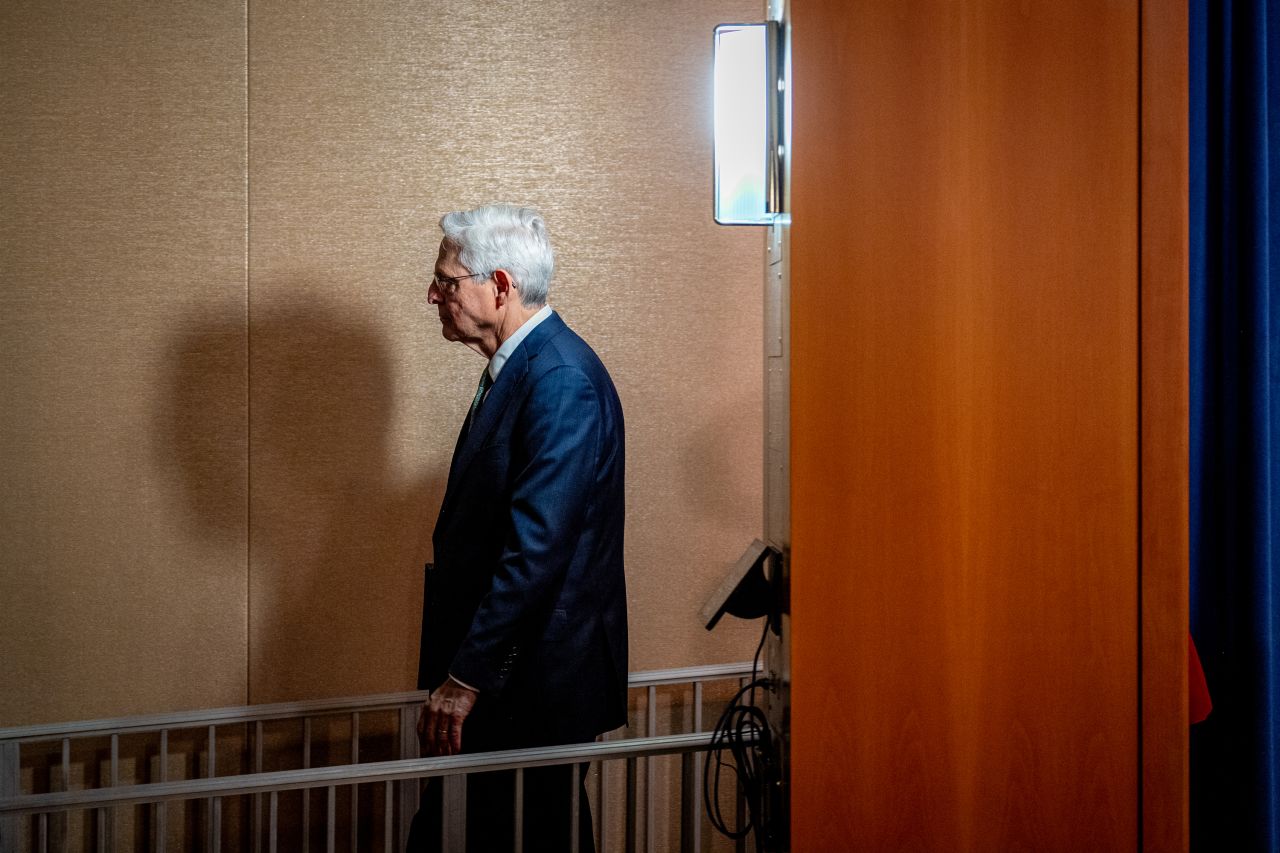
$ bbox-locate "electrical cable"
[704,616,775,850]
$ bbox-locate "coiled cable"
[704,617,775,849]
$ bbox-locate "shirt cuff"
[447,673,480,693]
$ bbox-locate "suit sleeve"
[448,364,602,694]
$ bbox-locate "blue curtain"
[1190,0,1280,849]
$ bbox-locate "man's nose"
[427,285,441,304]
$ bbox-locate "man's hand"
[417,677,478,756]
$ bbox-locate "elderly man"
[408,204,628,853]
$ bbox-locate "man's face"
[428,240,495,348]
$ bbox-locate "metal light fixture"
[713,22,786,225]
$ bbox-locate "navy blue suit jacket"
[419,312,628,745]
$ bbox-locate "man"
[408,204,628,853]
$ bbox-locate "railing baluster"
[570,764,580,853]
[206,726,217,853]
[691,682,704,853]
[680,752,698,853]
[153,799,166,850]
[109,733,118,853]
[211,796,222,853]
[624,757,637,853]
[1,731,737,851]
[645,686,656,853]
[269,791,278,853]
[302,792,311,850]
[350,782,359,852]
[694,682,704,733]
[253,720,263,853]
[156,730,167,853]
[0,663,749,744]
[37,811,47,853]
[59,738,70,853]
[598,742,608,853]
[302,718,311,852]
[735,679,747,853]
[441,774,466,851]
[383,780,392,853]
[326,786,336,853]
[513,766,524,853]
[0,741,19,853]
[351,712,359,852]
[0,669,753,852]
[397,705,418,852]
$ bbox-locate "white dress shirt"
[488,304,554,383]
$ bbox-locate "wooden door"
[789,1,1187,849]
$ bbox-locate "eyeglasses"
[429,271,490,294]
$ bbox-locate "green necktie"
[466,369,493,431]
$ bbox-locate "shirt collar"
[489,304,554,382]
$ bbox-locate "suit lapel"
[448,343,527,485]
[437,312,567,527]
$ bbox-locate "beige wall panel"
[0,1,248,725]
[247,0,765,702]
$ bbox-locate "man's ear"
[492,269,515,306]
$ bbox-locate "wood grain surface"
[1140,1,1190,850]
[790,1,1168,848]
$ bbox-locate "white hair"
[439,204,555,307]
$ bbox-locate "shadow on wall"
[155,287,447,703]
